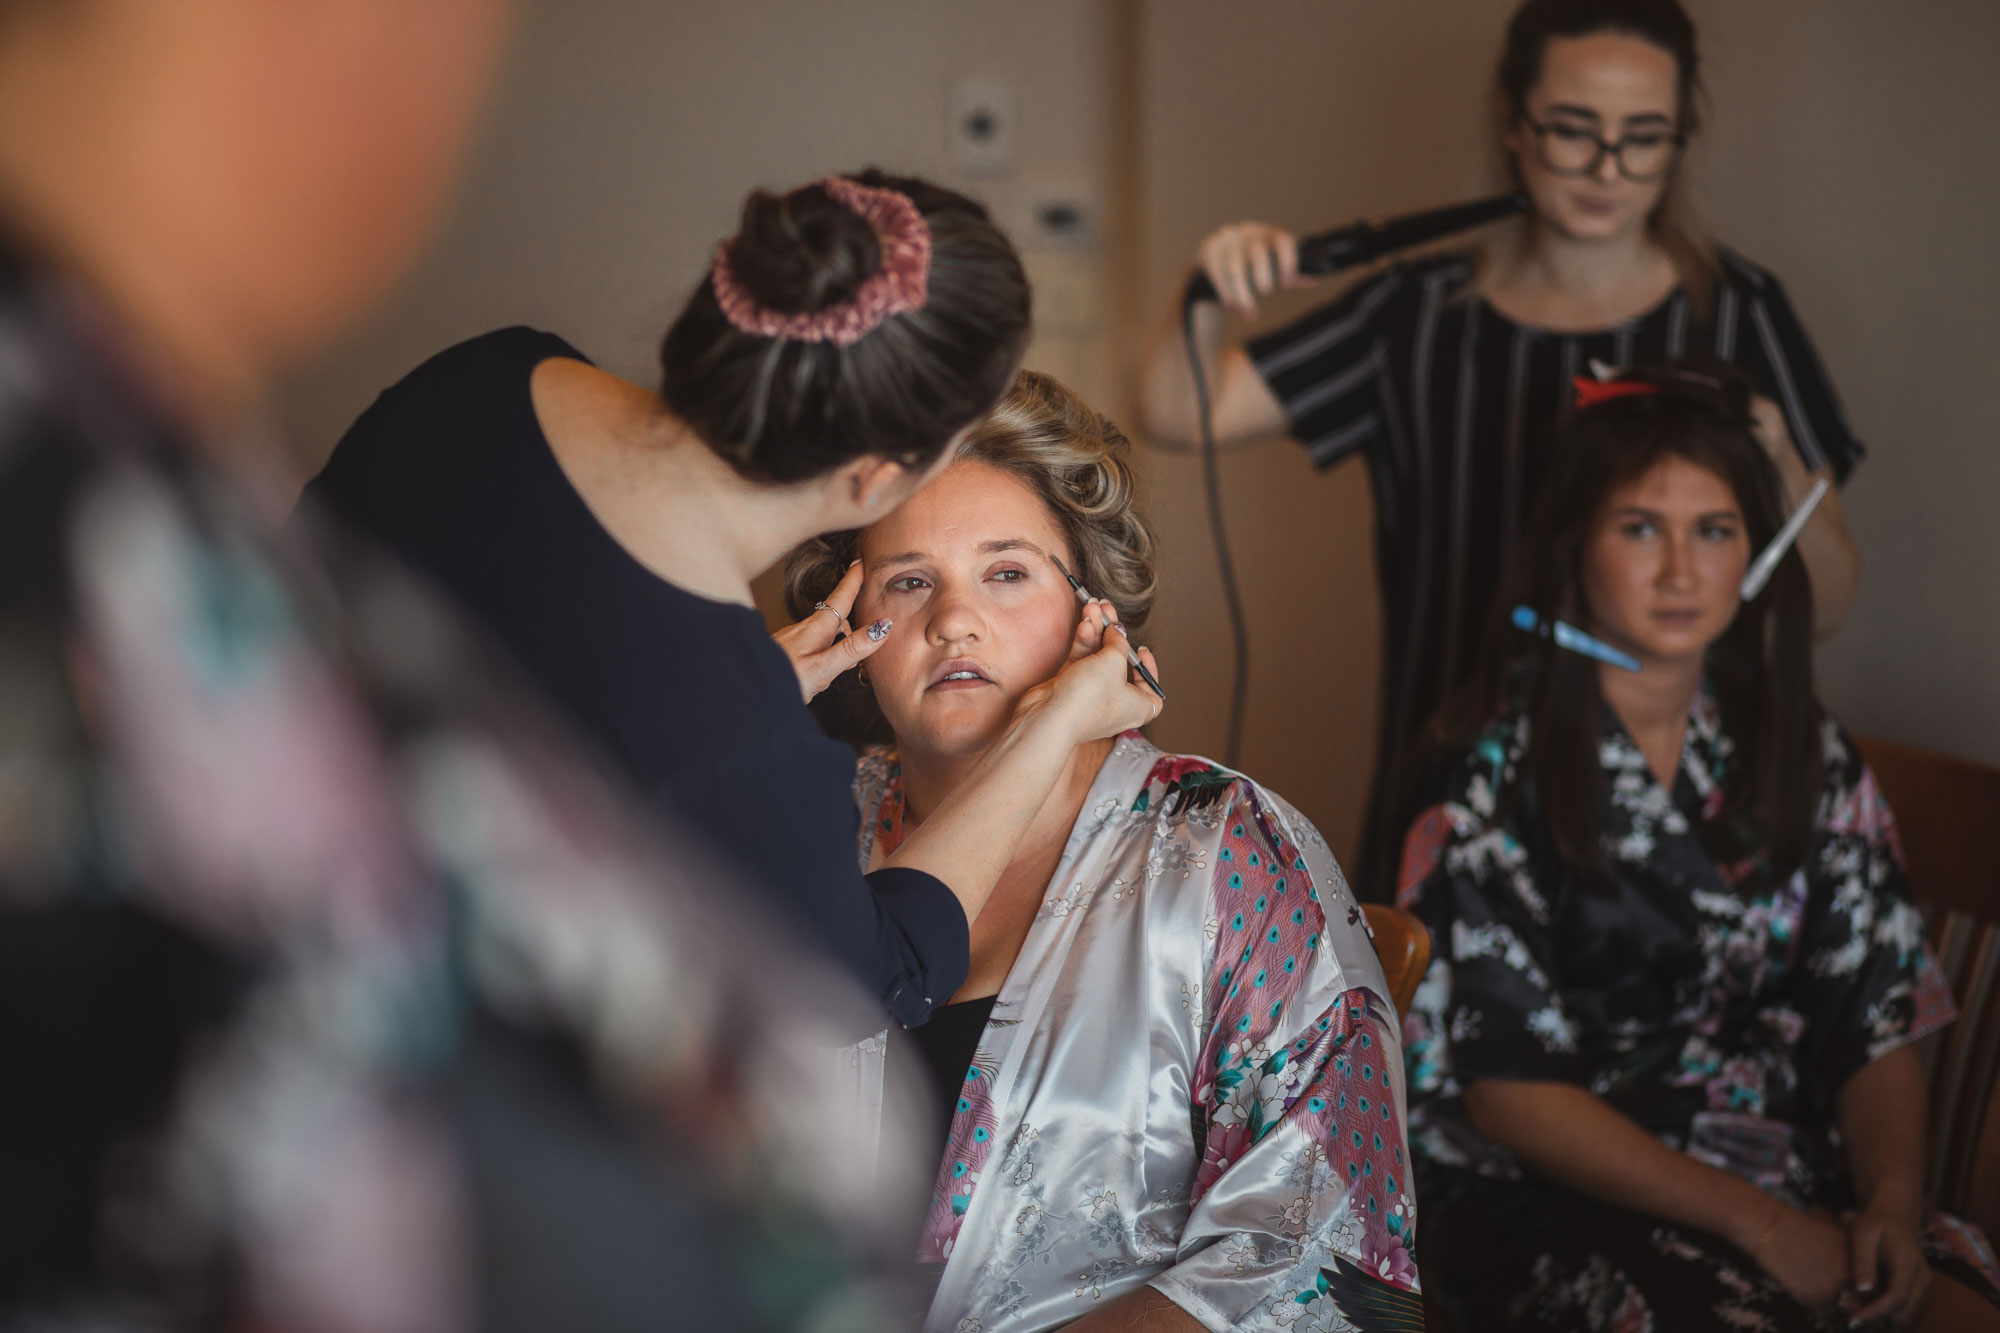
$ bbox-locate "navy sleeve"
[863,868,972,1025]
[656,719,969,1030]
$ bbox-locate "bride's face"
[853,460,1081,761]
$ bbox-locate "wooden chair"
[1857,735,2000,1244]
[1363,903,1431,1017]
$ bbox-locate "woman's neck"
[1490,218,1678,331]
[1598,654,1702,788]
[534,359,831,606]
[901,734,1115,863]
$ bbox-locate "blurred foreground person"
[0,2,928,1329]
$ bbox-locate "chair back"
[1363,903,1431,1018]
[1857,735,2000,1243]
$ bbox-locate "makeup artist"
[1136,0,1862,899]
[302,171,1166,1028]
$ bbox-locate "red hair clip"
[1573,376,1664,411]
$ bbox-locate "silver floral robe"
[853,733,1424,1333]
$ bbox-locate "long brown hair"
[1430,359,1821,885]
[1477,0,1720,315]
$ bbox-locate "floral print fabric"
[0,251,923,1329]
[1395,681,1997,1327]
[857,737,1423,1332]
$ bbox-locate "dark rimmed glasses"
[1523,116,1685,183]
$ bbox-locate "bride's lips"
[928,657,996,692]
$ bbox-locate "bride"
[786,371,1421,1333]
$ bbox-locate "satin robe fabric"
[853,734,1424,1333]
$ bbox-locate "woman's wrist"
[992,683,1092,767]
[1714,1177,1789,1254]
[1861,1174,1925,1228]
[1744,1196,1787,1260]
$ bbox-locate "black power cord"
[1176,192,1529,768]
[1183,294,1251,767]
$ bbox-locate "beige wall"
[281,1,2000,865]
[280,0,1129,468]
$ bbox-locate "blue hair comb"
[1512,605,1642,673]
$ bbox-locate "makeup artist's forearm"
[1464,1080,1772,1245]
[1062,1286,1203,1331]
[1836,1046,1927,1219]
[883,701,1083,922]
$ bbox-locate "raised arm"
[1134,222,1303,451]
[1749,394,1860,637]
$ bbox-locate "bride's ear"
[837,454,913,516]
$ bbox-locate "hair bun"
[728,182,882,316]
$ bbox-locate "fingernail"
[848,558,862,569]
[866,618,891,642]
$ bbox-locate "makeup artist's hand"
[1019,599,1163,742]
[1196,221,1312,319]
[773,560,891,703]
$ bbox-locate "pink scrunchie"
[709,176,933,346]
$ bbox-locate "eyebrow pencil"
[1050,554,1166,700]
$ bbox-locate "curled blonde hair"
[785,367,1157,658]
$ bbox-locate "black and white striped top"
[1246,246,1865,894]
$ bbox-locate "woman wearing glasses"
[1137,0,1862,901]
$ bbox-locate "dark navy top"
[303,327,967,1026]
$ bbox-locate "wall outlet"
[949,79,1018,178]
[1019,180,1100,252]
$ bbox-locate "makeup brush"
[1511,605,1643,673]
[1050,554,1166,700]
[1739,477,1829,601]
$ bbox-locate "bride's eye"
[886,574,930,593]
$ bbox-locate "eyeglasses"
[1522,116,1684,184]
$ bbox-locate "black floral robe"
[1395,683,1997,1331]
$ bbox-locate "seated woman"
[1395,361,2000,1331]
[785,370,1422,1332]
